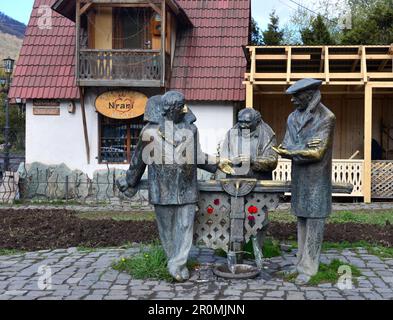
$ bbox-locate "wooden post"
[250,47,256,83]
[361,46,368,83]
[364,84,373,203]
[246,82,253,108]
[286,46,292,83]
[76,0,81,84]
[80,88,90,164]
[161,0,166,87]
[324,46,330,83]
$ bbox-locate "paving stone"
[305,291,324,300]
[1,245,392,300]
[287,292,305,300]
[266,290,285,298]
[346,296,366,300]
[223,289,242,296]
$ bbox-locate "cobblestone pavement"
[1,202,393,212]
[0,247,392,300]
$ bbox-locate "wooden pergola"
[244,45,393,203]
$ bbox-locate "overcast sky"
[0,0,312,27]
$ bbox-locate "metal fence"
[0,127,25,151]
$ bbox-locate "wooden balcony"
[78,49,167,87]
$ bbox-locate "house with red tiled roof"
[9,0,250,175]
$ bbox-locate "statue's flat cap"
[286,78,323,95]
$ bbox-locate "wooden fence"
[273,159,364,197]
[372,161,393,199]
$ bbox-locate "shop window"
[99,115,145,164]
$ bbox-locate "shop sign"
[95,90,148,119]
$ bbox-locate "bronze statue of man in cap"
[273,79,336,284]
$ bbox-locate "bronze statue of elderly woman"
[273,78,336,284]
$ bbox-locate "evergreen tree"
[301,15,335,45]
[262,11,284,45]
[250,17,263,46]
[341,0,393,45]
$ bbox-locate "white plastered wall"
[25,98,235,177]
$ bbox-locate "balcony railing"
[78,49,164,87]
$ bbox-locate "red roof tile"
[9,0,80,100]
[170,0,250,102]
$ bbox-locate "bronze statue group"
[117,78,335,285]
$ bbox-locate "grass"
[244,238,282,259]
[215,238,283,259]
[77,211,156,222]
[0,249,24,256]
[112,243,200,282]
[270,210,393,226]
[282,259,362,286]
[309,259,362,286]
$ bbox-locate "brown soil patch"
[0,209,391,251]
[0,209,158,251]
[268,221,393,247]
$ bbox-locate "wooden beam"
[250,81,365,86]
[378,59,390,72]
[255,54,310,60]
[369,82,393,88]
[148,1,161,15]
[80,1,93,15]
[161,0,166,87]
[351,48,362,72]
[250,47,256,83]
[246,82,253,108]
[364,84,373,203]
[377,44,392,72]
[361,46,368,83]
[79,79,162,87]
[319,46,324,73]
[325,46,330,83]
[76,0,81,84]
[329,54,391,60]
[252,72,363,80]
[80,88,90,164]
[254,91,393,95]
[286,47,292,84]
[367,72,393,79]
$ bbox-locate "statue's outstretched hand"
[218,158,235,175]
[307,139,322,149]
[272,145,290,157]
